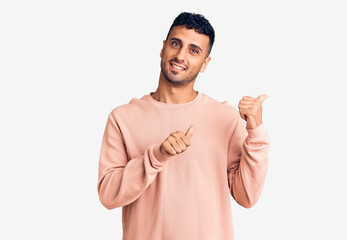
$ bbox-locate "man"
[97,12,270,240]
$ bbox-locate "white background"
[1,0,346,239]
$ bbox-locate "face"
[160,25,211,86]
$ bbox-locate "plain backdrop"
[1,0,346,239]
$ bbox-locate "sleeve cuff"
[152,143,171,164]
[246,123,267,139]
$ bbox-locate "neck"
[151,72,199,104]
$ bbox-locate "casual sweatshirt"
[97,91,270,240]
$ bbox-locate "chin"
[164,74,186,85]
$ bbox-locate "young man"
[97,12,270,240]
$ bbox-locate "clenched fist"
[238,94,268,129]
[159,125,195,157]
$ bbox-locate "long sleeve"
[227,113,270,208]
[97,112,171,210]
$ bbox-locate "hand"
[238,94,268,129]
[159,125,195,157]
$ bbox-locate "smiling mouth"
[170,62,186,71]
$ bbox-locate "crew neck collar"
[145,91,204,109]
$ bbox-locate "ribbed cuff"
[152,143,171,164]
[246,123,267,139]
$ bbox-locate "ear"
[199,56,211,73]
[160,40,166,58]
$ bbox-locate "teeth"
[172,63,184,70]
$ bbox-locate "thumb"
[185,125,195,139]
[257,94,268,103]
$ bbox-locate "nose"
[175,47,186,63]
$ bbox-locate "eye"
[191,48,199,54]
[171,41,180,47]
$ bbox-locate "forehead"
[167,25,210,49]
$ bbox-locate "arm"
[227,114,270,208]
[97,112,170,210]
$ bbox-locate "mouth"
[170,62,186,71]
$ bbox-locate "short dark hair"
[165,12,215,55]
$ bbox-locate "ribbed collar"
[144,91,204,109]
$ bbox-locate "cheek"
[191,59,205,70]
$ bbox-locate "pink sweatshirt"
[97,91,270,240]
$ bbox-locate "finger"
[163,142,176,155]
[239,108,256,119]
[168,137,183,153]
[181,135,191,147]
[185,125,195,139]
[176,138,187,151]
[238,101,256,107]
[257,94,268,103]
[240,114,247,121]
[240,108,256,118]
[238,104,253,109]
[171,142,183,153]
[242,96,255,100]
[239,99,256,104]
[239,109,247,120]
[171,132,188,150]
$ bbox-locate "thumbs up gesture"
[159,125,195,157]
[238,94,268,129]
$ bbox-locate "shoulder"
[108,95,147,119]
[203,93,239,116]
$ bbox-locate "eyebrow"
[169,37,203,53]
